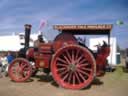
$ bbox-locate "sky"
[0,0,128,49]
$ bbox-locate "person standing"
[6,52,14,64]
[5,52,15,76]
[1,53,8,77]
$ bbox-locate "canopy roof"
[53,24,113,35]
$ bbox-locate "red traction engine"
[8,24,112,90]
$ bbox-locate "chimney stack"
[24,24,32,49]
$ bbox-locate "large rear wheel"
[51,45,96,90]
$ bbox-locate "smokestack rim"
[24,24,32,29]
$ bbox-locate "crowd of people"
[0,52,15,78]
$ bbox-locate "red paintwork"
[8,58,32,82]
[51,45,96,89]
[37,43,53,68]
[26,48,34,59]
[96,46,110,76]
[8,24,112,90]
[53,33,78,51]
[26,33,78,69]
[26,43,53,68]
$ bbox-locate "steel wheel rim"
[51,45,96,89]
[8,58,32,82]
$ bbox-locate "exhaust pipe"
[24,24,32,49]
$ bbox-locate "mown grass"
[102,65,128,88]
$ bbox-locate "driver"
[34,35,45,48]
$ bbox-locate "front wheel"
[8,58,32,82]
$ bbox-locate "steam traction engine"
[8,24,112,90]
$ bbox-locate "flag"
[116,20,124,25]
[39,19,47,30]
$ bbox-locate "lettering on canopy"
[54,25,112,30]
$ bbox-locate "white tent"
[0,33,48,51]
[0,35,22,51]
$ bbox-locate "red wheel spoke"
[23,67,30,71]
[81,67,92,72]
[73,74,76,85]
[71,50,75,63]
[20,63,27,69]
[75,50,80,60]
[74,71,81,84]
[77,71,86,81]
[57,63,68,67]
[77,69,89,77]
[76,55,84,64]
[60,69,69,76]
[68,72,72,83]
[62,73,69,81]
[78,63,89,68]
[58,67,66,71]
[16,66,20,73]
[57,57,68,64]
[65,50,72,63]
[79,59,87,64]
[19,68,30,78]
[63,55,71,64]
